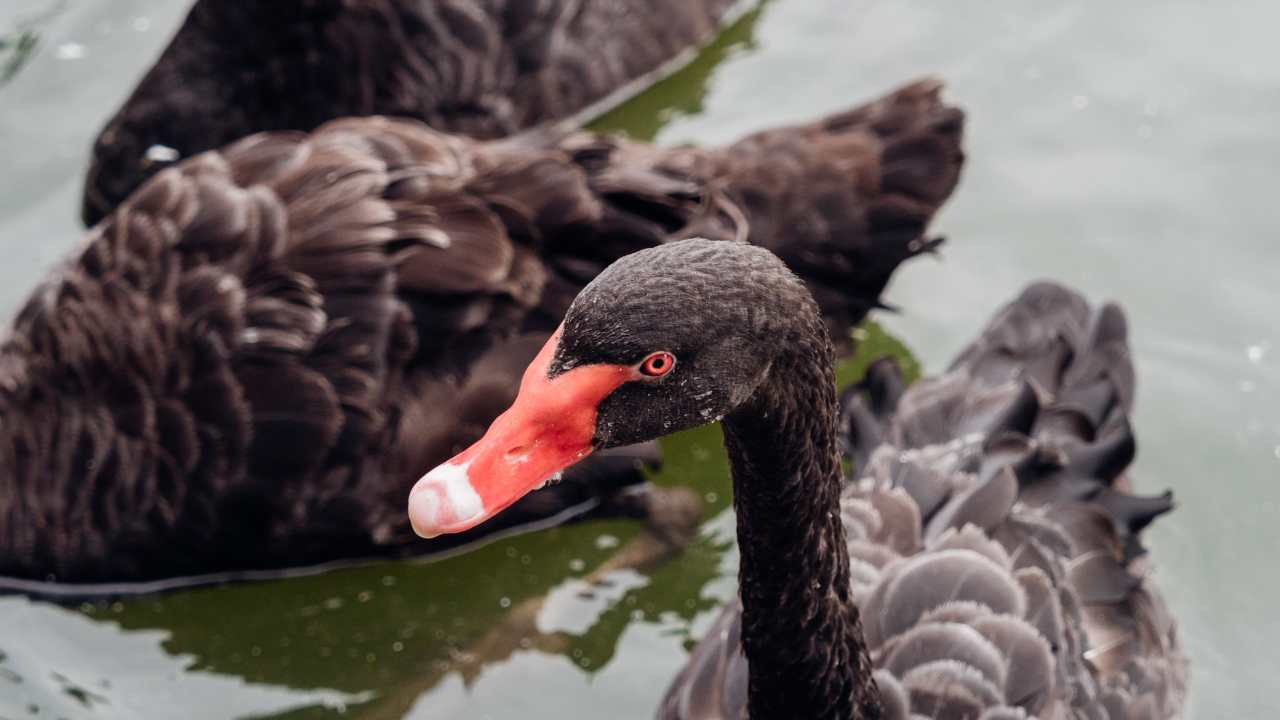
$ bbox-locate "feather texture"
[0,81,962,584]
[658,282,1185,719]
[82,0,747,224]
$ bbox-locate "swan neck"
[722,334,881,720]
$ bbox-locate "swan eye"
[639,351,676,378]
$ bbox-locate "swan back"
[83,0,744,223]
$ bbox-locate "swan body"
[660,282,1186,719]
[0,82,962,584]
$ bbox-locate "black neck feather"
[722,324,881,720]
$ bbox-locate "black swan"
[0,81,962,585]
[411,240,1186,719]
[83,0,749,224]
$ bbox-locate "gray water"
[1,1,1277,718]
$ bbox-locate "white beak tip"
[407,461,485,538]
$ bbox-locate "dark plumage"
[0,81,963,585]
[82,0,746,225]
[656,279,1186,719]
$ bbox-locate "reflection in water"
[589,2,769,141]
[0,1,66,85]
[0,31,37,85]
[79,442,729,719]
[0,596,370,719]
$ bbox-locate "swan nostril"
[504,445,532,462]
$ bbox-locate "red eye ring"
[639,351,676,378]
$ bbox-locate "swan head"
[409,238,818,538]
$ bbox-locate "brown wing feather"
[0,81,963,583]
[601,77,966,344]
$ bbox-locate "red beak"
[408,327,636,538]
